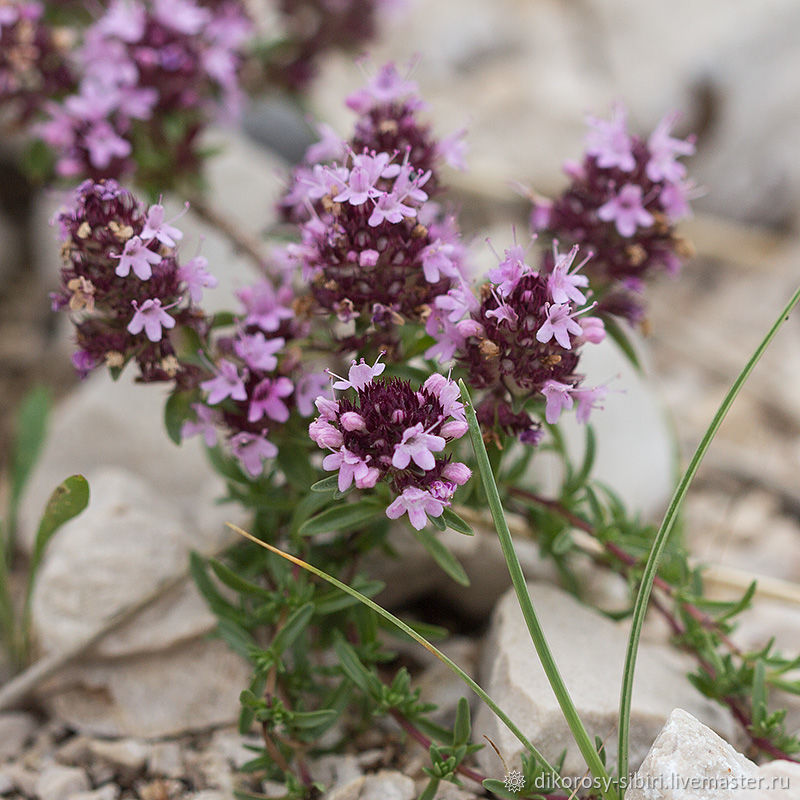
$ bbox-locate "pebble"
[146,742,184,779]
[87,739,148,775]
[34,764,90,799]
[67,785,120,800]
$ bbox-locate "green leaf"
[429,512,447,531]
[164,391,194,445]
[551,528,573,556]
[298,500,384,536]
[291,708,338,730]
[453,697,471,746]
[310,475,340,493]
[30,475,89,576]
[190,551,238,617]
[217,618,257,660]
[565,425,596,494]
[333,636,381,697]
[269,602,314,658]
[315,578,385,614]
[443,508,474,536]
[602,314,642,372]
[482,779,521,799]
[209,559,272,600]
[752,659,767,728]
[414,528,469,586]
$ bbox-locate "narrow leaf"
[602,314,642,372]
[269,602,314,658]
[164,391,194,445]
[298,500,383,536]
[31,475,89,574]
[443,507,474,536]
[414,528,469,586]
[453,697,471,746]
[310,475,340,493]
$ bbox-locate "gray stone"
[0,772,13,794]
[473,584,733,778]
[0,712,37,761]
[34,764,90,799]
[310,754,363,791]
[0,763,37,796]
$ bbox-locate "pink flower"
[488,244,527,297]
[340,412,366,431]
[580,316,606,344]
[585,103,635,172]
[322,448,380,492]
[84,120,131,169]
[112,236,162,280]
[294,371,330,417]
[345,62,420,114]
[309,418,343,449]
[536,303,584,350]
[660,180,694,222]
[233,333,284,372]
[201,359,247,405]
[153,0,211,35]
[541,380,574,424]
[392,423,446,471]
[368,191,416,226]
[646,111,695,184]
[236,281,294,332]
[230,432,277,477]
[547,244,590,305]
[331,354,385,391]
[177,256,218,304]
[181,403,221,447]
[334,152,395,206]
[96,0,146,42]
[142,204,184,248]
[573,385,607,423]
[442,462,471,485]
[385,486,445,530]
[127,298,175,342]
[421,240,459,284]
[422,373,465,423]
[597,184,654,237]
[248,377,293,424]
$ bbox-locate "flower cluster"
[280,62,469,355]
[181,281,328,478]
[51,178,214,383]
[0,1,72,124]
[37,0,252,184]
[531,103,696,323]
[429,240,607,442]
[309,358,471,529]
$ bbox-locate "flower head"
[309,370,469,528]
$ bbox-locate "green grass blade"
[617,285,800,789]
[458,381,616,800]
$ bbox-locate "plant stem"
[388,709,486,785]
[458,381,616,800]
[617,285,800,788]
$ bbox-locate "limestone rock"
[626,708,799,800]
[39,637,250,739]
[473,584,733,778]
[0,712,37,761]
[68,786,120,800]
[325,771,415,800]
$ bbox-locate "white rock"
[745,760,800,800]
[473,584,733,778]
[34,764,90,799]
[147,742,184,779]
[87,739,148,773]
[0,712,37,761]
[0,772,13,794]
[310,754,363,790]
[626,708,758,800]
[0,763,37,795]
[39,637,250,738]
[324,771,415,800]
[68,785,120,800]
